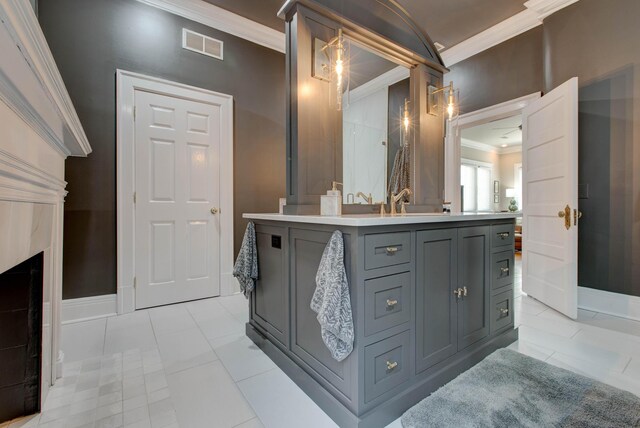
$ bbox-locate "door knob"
[559,204,571,230]
[210,207,219,214]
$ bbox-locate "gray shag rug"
[402,349,640,427]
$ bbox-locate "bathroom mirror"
[338,39,410,204]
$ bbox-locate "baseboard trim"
[578,286,640,322]
[62,294,117,324]
[221,272,240,296]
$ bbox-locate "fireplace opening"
[0,252,43,423]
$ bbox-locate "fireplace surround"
[0,0,91,421]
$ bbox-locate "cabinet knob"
[500,308,509,317]
[453,288,464,299]
[385,247,398,255]
[386,299,398,309]
[500,267,510,274]
[210,207,219,214]
[386,360,398,371]
[497,232,510,239]
[462,286,468,297]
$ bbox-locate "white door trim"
[445,92,541,213]
[116,70,234,314]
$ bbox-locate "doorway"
[445,93,539,301]
[117,71,234,313]
[446,79,580,319]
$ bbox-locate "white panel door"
[522,77,579,319]
[134,90,221,309]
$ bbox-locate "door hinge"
[133,192,136,204]
[133,277,137,288]
[133,106,136,121]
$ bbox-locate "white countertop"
[243,212,520,227]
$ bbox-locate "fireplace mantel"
[0,0,91,411]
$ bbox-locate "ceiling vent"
[182,29,223,60]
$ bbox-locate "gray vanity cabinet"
[415,229,458,373]
[252,224,289,348]
[457,226,491,349]
[247,218,517,428]
[415,226,491,374]
[289,228,355,401]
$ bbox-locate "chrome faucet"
[356,192,373,204]
[391,188,412,215]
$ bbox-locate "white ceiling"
[461,115,522,151]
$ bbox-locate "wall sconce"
[401,98,411,145]
[428,81,459,122]
[319,28,349,111]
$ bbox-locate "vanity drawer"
[491,250,514,291]
[490,289,514,334]
[364,232,411,270]
[364,272,411,336]
[491,224,514,249]
[364,331,410,403]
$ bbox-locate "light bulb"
[335,59,343,77]
[447,102,454,119]
[403,115,409,132]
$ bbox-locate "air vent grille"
[182,29,223,60]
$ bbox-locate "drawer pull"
[499,308,509,317]
[500,267,510,274]
[497,232,510,240]
[385,247,399,255]
[386,360,398,371]
[386,299,398,308]
[462,286,468,297]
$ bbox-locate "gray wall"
[544,0,640,297]
[446,0,640,297]
[38,0,285,299]
[445,28,543,114]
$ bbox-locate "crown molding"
[461,138,522,155]
[136,0,286,53]
[0,0,91,157]
[347,66,409,104]
[461,138,497,154]
[441,0,579,67]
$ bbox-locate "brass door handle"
[574,209,583,225]
[385,247,398,255]
[559,204,571,230]
[386,360,398,371]
[210,207,219,214]
[386,299,398,308]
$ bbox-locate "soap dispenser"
[321,181,342,216]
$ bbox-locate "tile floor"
[7,261,640,428]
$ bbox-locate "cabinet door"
[416,229,458,374]
[252,225,289,347]
[289,229,352,399]
[458,226,490,350]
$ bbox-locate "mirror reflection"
[340,40,410,204]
